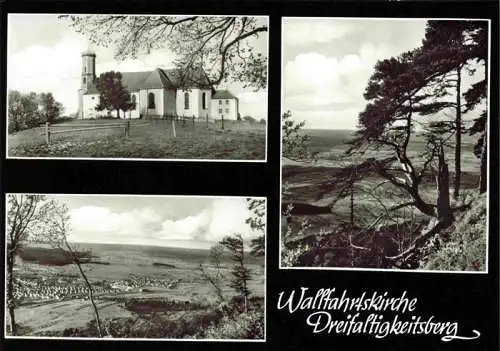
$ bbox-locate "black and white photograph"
[5,194,266,340]
[6,14,268,161]
[280,18,490,272]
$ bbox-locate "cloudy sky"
[44,195,265,250]
[282,18,487,130]
[7,14,268,119]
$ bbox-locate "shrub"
[281,242,311,267]
[243,116,257,123]
[196,308,264,339]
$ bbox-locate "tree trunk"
[407,188,436,218]
[479,133,487,193]
[6,251,17,335]
[242,270,248,313]
[386,151,454,265]
[436,146,453,226]
[116,109,120,119]
[75,260,103,337]
[349,183,354,227]
[454,67,462,199]
[69,250,103,337]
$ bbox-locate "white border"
[5,14,269,163]
[279,17,492,274]
[4,193,267,342]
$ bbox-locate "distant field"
[8,119,266,160]
[10,242,265,338]
[297,128,480,173]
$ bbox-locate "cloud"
[206,198,254,241]
[159,210,211,241]
[283,19,352,46]
[68,198,261,248]
[283,43,398,129]
[8,31,87,115]
[283,52,367,107]
[281,19,431,130]
[70,206,163,237]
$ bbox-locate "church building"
[77,50,239,120]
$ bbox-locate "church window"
[131,95,137,110]
[84,67,86,73]
[202,92,207,109]
[184,92,190,109]
[148,92,155,109]
[83,77,86,84]
[225,99,229,105]
[218,109,222,114]
[219,100,222,105]
[225,108,229,113]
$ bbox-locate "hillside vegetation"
[421,192,487,271]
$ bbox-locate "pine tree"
[220,234,252,312]
[419,20,486,198]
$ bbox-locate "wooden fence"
[43,121,150,144]
[42,116,214,144]
[144,115,220,137]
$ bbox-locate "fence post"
[192,115,195,128]
[125,120,130,137]
[221,113,224,130]
[172,116,177,138]
[45,122,50,144]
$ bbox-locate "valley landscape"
[282,129,485,270]
[6,195,266,340]
[9,243,264,339]
[281,18,488,271]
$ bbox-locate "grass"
[8,119,266,160]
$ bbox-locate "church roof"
[212,90,237,100]
[136,69,172,90]
[84,67,212,94]
[122,72,154,91]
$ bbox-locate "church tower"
[81,50,96,91]
[78,50,96,118]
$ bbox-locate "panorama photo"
[5,194,266,340]
[281,18,489,272]
[7,14,268,161]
